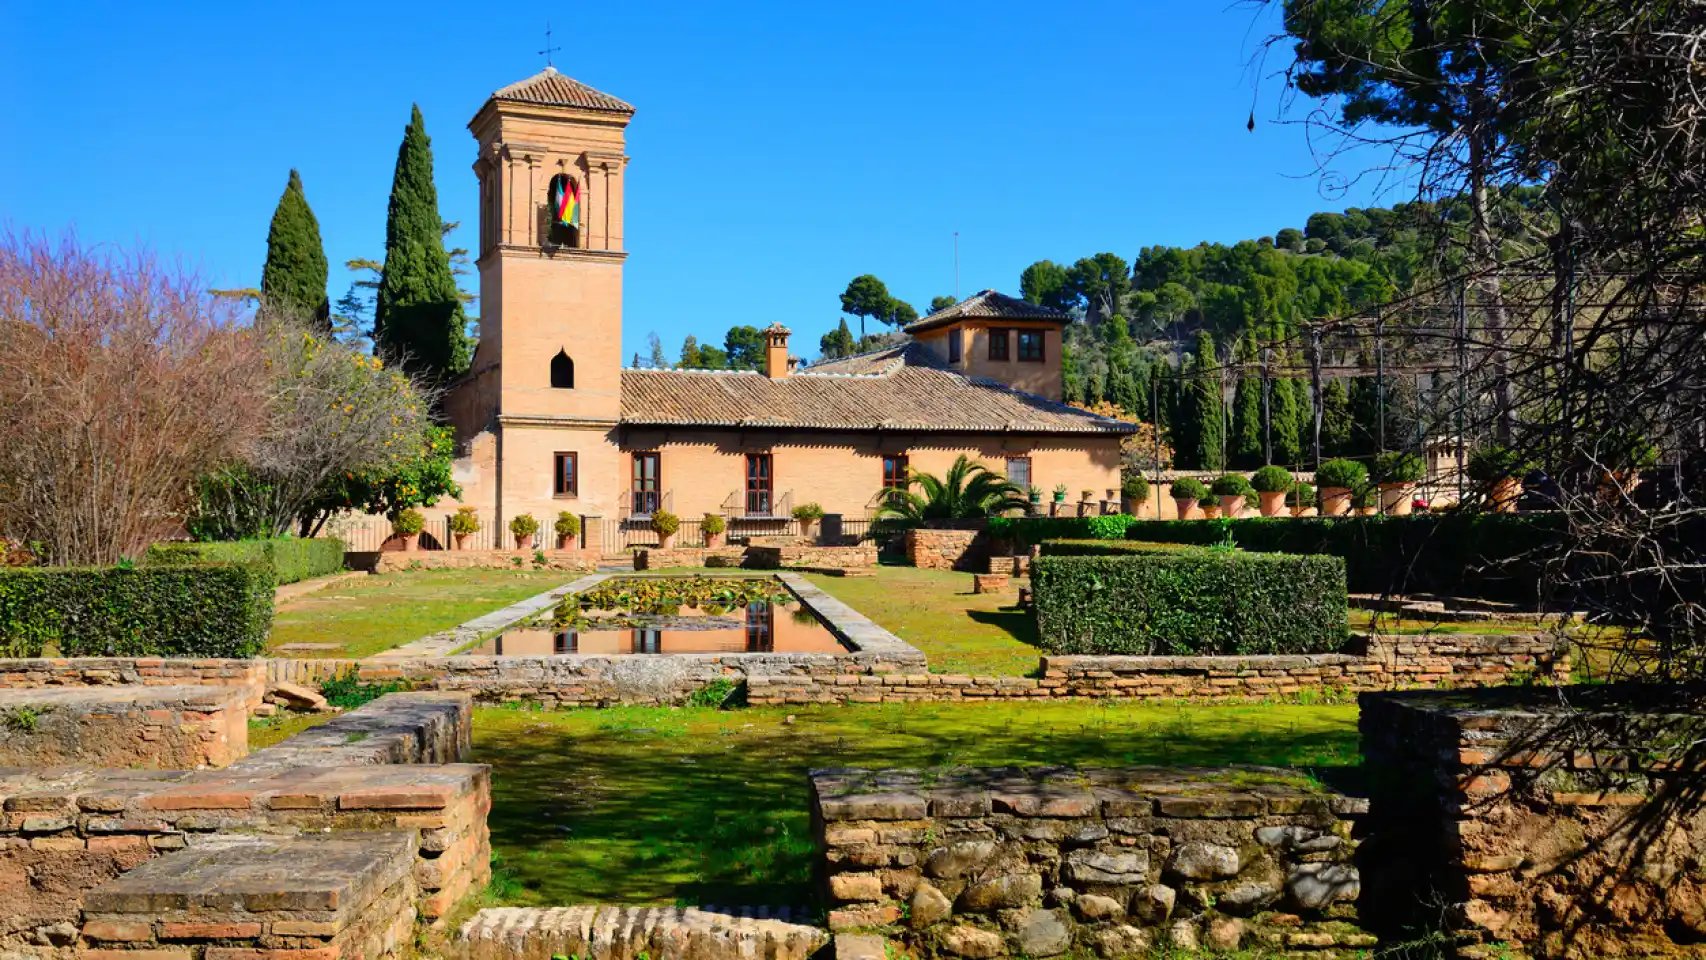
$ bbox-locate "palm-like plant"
[877,455,1028,522]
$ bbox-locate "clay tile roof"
[491,66,635,114]
[620,349,1135,435]
[903,289,1070,334]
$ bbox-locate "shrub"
[1315,458,1368,490]
[986,515,1135,546]
[1032,551,1348,656]
[1286,482,1316,508]
[1121,474,1150,503]
[509,514,539,539]
[702,513,727,536]
[1251,466,1292,493]
[1467,445,1533,484]
[0,563,273,658]
[553,511,581,540]
[145,537,343,585]
[1169,477,1208,500]
[792,502,825,522]
[1210,474,1253,497]
[1372,451,1426,484]
[652,510,681,536]
[448,507,480,535]
[392,509,425,536]
[1198,496,1217,508]
[1352,484,1378,509]
[1039,539,1198,557]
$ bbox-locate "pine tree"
[680,335,704,368]
[260,169,330,332]
[819,319,856,360]
[1320,378,1353,459]
[1184,331,1225,470]
[374,105,472,383]
[1229,335,1264,467]
[647,333,668,369]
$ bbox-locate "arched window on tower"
[545,174,581,248]
[551,349,574,389]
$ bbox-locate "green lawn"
[267,569,575,659]
[472,700,1359,908]
[805,566,1042,675]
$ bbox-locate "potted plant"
[792,502,826,541]
[1372,451,1426,516]
[1121,474,1149,515]
[1250,466,1292,517]
[1210,474,1254,519]
[650,510,682,549]
[1199,495,1221,519]
[702,512,727,549]
[1169,477,1207,520]
[554,511,581,550]
[448,506,480,550]
[1286,481,1316,517]
[1027,485,1043,506]
[1353,483,1379,516]
[508,513,539,550]
[392,508,425,551]
[1467,446,1531,513]
[1314,458,1367,517]
[1051,483,1068,517]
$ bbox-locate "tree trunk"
[1467,80,1513,442]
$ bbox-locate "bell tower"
[469,65,633,423]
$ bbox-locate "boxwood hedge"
[1032,549,1348,656]
[985,514,1134,546]
[145,537,345,585]
[0,563,274,658]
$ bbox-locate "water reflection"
[470,597,846,656]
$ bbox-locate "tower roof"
[903,289,1069,334]
[490,66,635,114]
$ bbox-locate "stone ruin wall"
[812,767,1372,958]
[0,686,249,770]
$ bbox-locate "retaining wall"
[813,766,1372,957]
[0,659,267,709]
[906,529,985,571]
[0,686,248,770]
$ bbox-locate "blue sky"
[0,1,1383,361]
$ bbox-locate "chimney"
[763,323,792,379]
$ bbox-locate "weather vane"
[538,22,561,68]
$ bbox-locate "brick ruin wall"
[0,659,267,709]
[813,767,1372,957]
[634,542,879,571]
[906,529,986,571]
[1360,688,1706,959]
[0,686,249,770]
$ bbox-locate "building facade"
[441,68,1135,545]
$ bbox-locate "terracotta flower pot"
[1258,491,1286,517]
[557,534,575,551]
[800,520,819,542]
[1290,504,1306,518]
[1490,477,1523,513]
[514,533,534,550]
[400,533,419,552]
[1173,497,1200,520]
[705,532,722,550]
[658,530,676,550]
[1320,487,1353,517]
[1356,505,1378,516]
[1202,503,1222,520]
[1218,495,1244,519]
[1379,482,1416,516]
[452,533,470,551]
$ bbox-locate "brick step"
[82,831,419,960]
[231,691,472,771]
[457,905,828,960]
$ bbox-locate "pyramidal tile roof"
[904,289,1069,334]
[491,67,635,114]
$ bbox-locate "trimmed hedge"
[146,537,345,586]
[985,514,1134,546]
[0,564,274,658]
[1120,514,1562,602]
[1032,550,1349,656]
[1040,539,1198,557]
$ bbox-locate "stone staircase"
[457,905,828,960]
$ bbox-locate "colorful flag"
[549,175,580,229]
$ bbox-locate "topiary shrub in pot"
[702,512,727,549]
[652,510,682,549]
[448,506,480,550]
[1250,466,1292,517]
[1169,477,1207,520]
[1199,495,1221,519]
[1314,458,1367,517]
[1352,482,1379,515]
[392,508,425,552]
[1121,474,1149,515]
[792,502,825,541]
[1286,481,1316,517]
[1372,451,1425,515]
[1210,473,1254,519]
[509,513,539,550]
[554,511,581,550]
[1467,446,1532,513]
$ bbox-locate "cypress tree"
[1348,374,1382,455]
[1185,330,1225,470]
[374,105,472,383]
[1228,335,1263,467]
[1102,315,1143,414]
[1320,378,1354,459]
[260,169,330,332]
[1271,372,1307,467]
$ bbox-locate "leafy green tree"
[301,425,460,532]
[819,319,856,360]
[886,299,918,328]
[260,169,330,332]
[1229,336,1264,468]
[839,274,893,339]
[877,455,1026,522]
[1181,331,1225,470]
[929,295,957,314]
[647,332,668,369]
[696,343,729,370]
[1068,252,1131,323]
[724,325,766,371]
[373,105,472,384]
[1019,260,1073,312]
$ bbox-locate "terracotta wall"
[913,321,1065,401]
